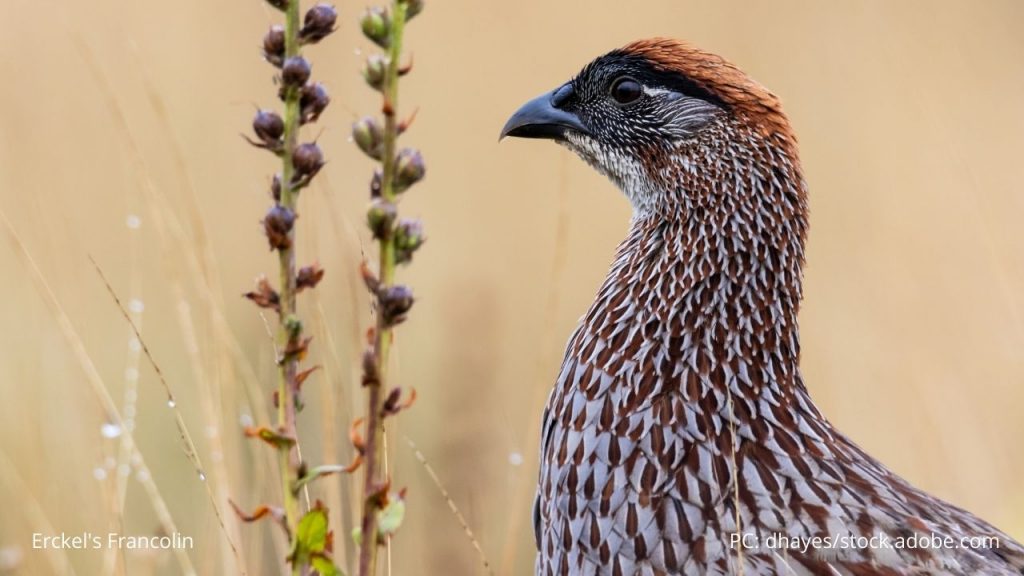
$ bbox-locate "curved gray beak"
[500,87,588,141]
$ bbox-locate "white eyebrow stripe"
[641,85,674,97]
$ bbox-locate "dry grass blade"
[403,435,494,576]
[88,256,244,575]
[0,210,198,576]
[71,30,253,573]
[0,448,77,576]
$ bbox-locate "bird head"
[501,38,804,217]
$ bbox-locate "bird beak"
[500,87,589,141]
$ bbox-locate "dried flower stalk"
[353,1,425,574]
[238,1,342,574]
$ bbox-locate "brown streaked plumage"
[501,38,1024,576]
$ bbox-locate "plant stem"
[278,0,303,573]
[359,3,408,575]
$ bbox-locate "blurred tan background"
[1,0,1023,574]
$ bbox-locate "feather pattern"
[529,38,1024,576]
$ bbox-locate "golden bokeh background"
[1,0,1022,574]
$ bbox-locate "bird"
[500,38,1024,576]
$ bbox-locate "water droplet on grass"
[100,423,123,439]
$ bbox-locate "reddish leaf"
[243,276,280,312]
[296,264,325,292]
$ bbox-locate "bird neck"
[588,122,810,399]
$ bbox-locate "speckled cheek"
[562,133,658,213]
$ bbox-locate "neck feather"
[579,119,809,402]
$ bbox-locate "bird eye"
[609,77,642,105]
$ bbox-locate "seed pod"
[366,199,397,239]
[282,56,312,88]
[405,0,424,20]
[296,264,325,291]
[363,54,388,92]
[394,148,426,192]
[379,285,414,325]
[252,110,284,147]
[244,276,280,312]
[264,205,296,251]
[299,3,338,44]
[300,82,330,124]
[292,143,325,180]
[262,25,286,67]
[360,7,391,49]
[352,116,384,160]
[394,218,425,263]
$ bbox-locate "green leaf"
[311,554,344,576]
[377,496,406,536]
[292,503,341,572]
[296,507,329,555]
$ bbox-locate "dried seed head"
[394,218,425,263]
[394,148,426,192]
[405,0,424,20]
[262,25,286,67]
[300,83,330,124]
[264,205,296,251]
[363,54,388,92]
[292,143,325,180]
[379,285,414,325]
[296,263,325,291]
[281,56,312,88]
[252,110,284,147]
[366,199,397,239]
[299,3,338,44]
[360,7,391,49]
[244,276,280,311]
[352,116,384,160]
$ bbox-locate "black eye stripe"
[575,51,728,111]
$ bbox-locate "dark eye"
[609,77,642,105]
